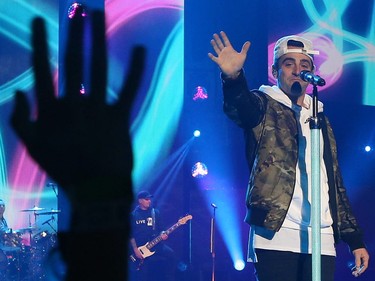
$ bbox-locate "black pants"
[254,249,335,281]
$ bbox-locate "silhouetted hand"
[11,10,145,281]
[11,11,145,206]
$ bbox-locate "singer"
[208,32,369,281]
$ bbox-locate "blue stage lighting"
[364,145,372,152]
[234,260,245,271]
[193,130,201,137]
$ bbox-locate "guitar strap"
[151,208,156,231]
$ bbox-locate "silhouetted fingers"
[90,11,107,104]
[10,91,32,142]
[65,9,84,100]
[118,46,146,113]
[31,18,55,115]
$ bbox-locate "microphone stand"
[210,204,217,281]
[43,216,57,234]
[310,84,321,281]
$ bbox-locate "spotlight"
[193,130,201,137]
[177,261,188,272]
[364,145,372,152]
[192,86,208,101]
[80,83,85,95]
[234,260,245,271]
[191,162,208,178]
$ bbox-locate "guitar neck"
[146,222,181,249]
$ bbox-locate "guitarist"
[129,191,176,281]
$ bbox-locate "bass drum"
[33,231,57,251]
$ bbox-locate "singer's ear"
[272,65,278,78]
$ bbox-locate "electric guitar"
[130,214,192,270]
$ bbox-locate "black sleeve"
[222,70,266,129]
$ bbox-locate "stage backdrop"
[0,1,374,281]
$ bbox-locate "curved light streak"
[106,0,184,189]
[364,2,375,105]
[131,20,184,189]
[0,68,34,104]
[106,0,183,36]
[0,127,8,198]
[0,0,58,228]
[300,0,375,105]
[0,1,58,106]
[267,0,375,105]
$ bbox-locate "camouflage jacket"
[222,72,365,251]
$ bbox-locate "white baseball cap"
[273,35,319,65]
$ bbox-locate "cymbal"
[20,206,45,212]
[36,210,61,215]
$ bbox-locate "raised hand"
[11,11,145,205]
[11,10,146,281]
[208,31,251,78]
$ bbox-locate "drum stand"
[42,216,57,234]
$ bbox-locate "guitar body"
[129,243,156,271]
[138,243,155,258]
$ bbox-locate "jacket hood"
[259,85,324,113]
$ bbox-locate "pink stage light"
[193,86,208,101]
[68,3,87,19]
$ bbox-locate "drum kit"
[0,206,61,281]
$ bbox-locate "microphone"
[300,70,326,86]
[211,203,217,209]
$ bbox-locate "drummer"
[0,199,11,250]
[0,199,10,234]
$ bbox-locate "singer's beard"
[291,81,302,97]
[282,81,302,104]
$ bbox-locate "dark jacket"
[222,71,365,251]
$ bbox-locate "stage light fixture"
[193,130,201,137]
[234,259,245,271]
[80,83,85,95]
[68,2,87,19]
[364,145,372,152]
[191,162,208,178]
[192,86,208,101]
